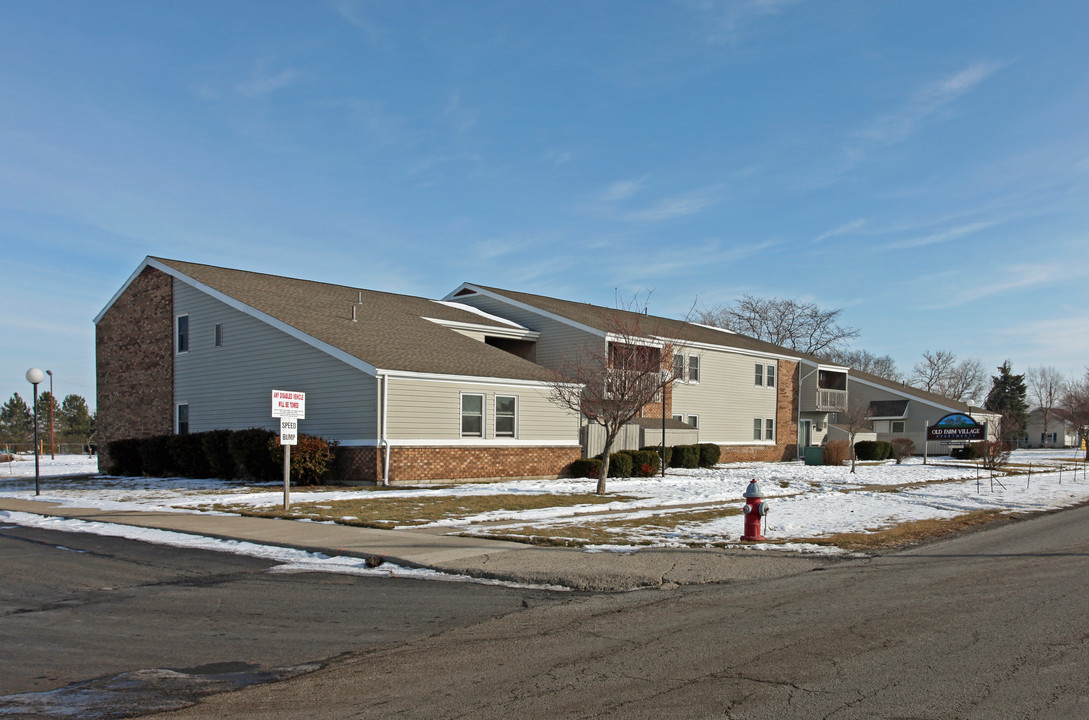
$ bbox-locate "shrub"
[268,434,338,486]
[672,444,700,469]
[607,452,633,478]
[977,440,1011,471]
[950,444,980,460]
[854,440,881,461]
[623,450,661,477]
[698,443,721,468]
[890,438,915,464]
[229,428,279,482]
[642,445,672,468]
[106,438,143,476]
[823,439,849,466]
[138,435,175,477]
[875,441,894,460]
[202,430,237,479]
[169,432,212,478]
[570,458,602,479]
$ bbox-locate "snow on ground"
[2,450,1088,557]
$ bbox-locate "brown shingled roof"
[152,258,554,382]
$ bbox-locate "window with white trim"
[673,414,684,423]
[766,364,776,388]
[461,394,484,437]
[673,354,685,381]
[891,420,905,434]
[765,418,775,441]
[688,355,700,383]
[176,315,189,354]
[755,363,763,386]
[687,415,698,429]
[177,403,189,435]
[495,395,516,437]
[753,418,762,441]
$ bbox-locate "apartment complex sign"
[271,390,306,419]
[926,413,985,442]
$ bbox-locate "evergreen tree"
[60,394,93,443]
[37,391,61,441]
[0,393,33,444]
[985,361,1029,443]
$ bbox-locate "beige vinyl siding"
[451,293,600,370]
[671,350,778,444]
[173,280,377,439]
[384,377,580,443]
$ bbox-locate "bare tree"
[1060,370,1089,461]
[909,350,986,405]
[548,309,678,495]
[1026,366,1064,447]
[838,399,874,474]
[826,348,902,382]
[698,295,859,356]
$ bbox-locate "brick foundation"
[334,445,582,485]
[96,267,174,472]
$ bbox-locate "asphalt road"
[146,504,1089,720]
[0,523,566,716]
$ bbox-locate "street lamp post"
[26,368,45,496]
[46,369,54,459]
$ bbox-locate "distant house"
[845,370,1001,454]
[1024,408,1079,448]
[95,258,581,484]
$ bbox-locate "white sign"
[280,418,298,446]
[271,389,306,419]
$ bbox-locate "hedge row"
[572,444,722,479]
[106,429,338,485]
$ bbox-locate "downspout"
[379,373,390,486]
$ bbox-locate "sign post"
[271,390,305,510]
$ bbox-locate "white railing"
[816,389,847,411]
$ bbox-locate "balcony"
[815,388,848,411]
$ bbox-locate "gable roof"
[448,283,838,363]
[98,258,555,383]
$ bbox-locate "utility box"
[804,446,824,466]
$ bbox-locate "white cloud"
[601,176,650,202]
[687,0,806,43]
[623,185,722,221]
[883,220,996,250]
[329,0,387,42]
[852,62,1003,148]
[814,218,866,243]
[237,63,302,98]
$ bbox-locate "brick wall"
[335,445,582,485]
[96,267,174,471]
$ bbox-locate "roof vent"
[351,305,357,322]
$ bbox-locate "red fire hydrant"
[741,479,769,542]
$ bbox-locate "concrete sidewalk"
[0,497,839,591]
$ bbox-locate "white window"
[495,395,516,437]
[766,364,776,388]
[755,363,763,386]
[891,420,905,434]
[176,315,189,354]
[461,394,484,437]
[753,418,762,441]
[673,414,684,423]
[673,354,685,381]
[687,415,699,429]
[765,418,775,441]
[176,403,189,435]
[214,323,223,347]
[688,355,700,383]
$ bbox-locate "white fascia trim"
[444,283,607,339]
[653,335,795,361]
[606,332,663,348]
[338,438,580,448]
[376,368,575,389]
[849,375,964,415]
[106,257,378,376]
[798,358,850,372]
[428,300,527,328]
[421,316,540,340]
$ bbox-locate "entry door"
[799,420,813,447]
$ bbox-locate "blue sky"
[2,1,1087,411]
